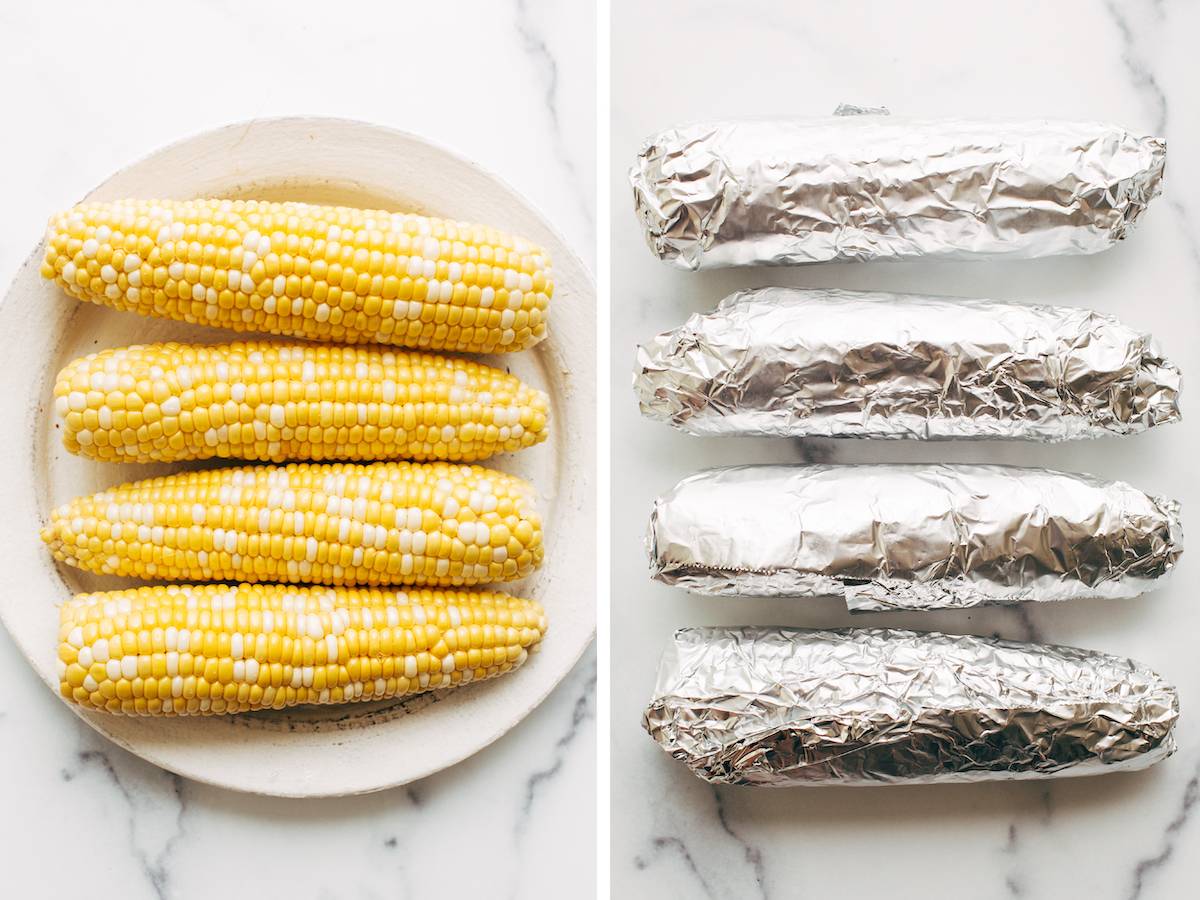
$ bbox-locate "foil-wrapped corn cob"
[634,287,1180,441]
[644,627,1179,786]
[647,464,1181,611]
[630,116,1165,268]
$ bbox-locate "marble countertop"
[0,1,595,897]
[611,1,1198,897]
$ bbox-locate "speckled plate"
[0,117,595,797]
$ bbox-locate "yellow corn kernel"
[42,461,543,587]
[52,341,549,464]
[40,199,551,352]
[57,584,547,716]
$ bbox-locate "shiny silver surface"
[634,287,1181,441]
[647,464,1181,611]
[644,627,1179,786]
[630,117,1165,268]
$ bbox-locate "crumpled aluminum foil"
[644,627,1179,785]
[647,464,1181,611]
[630,116,1166,268]
[634,287,1181,441]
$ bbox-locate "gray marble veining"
[515,0,596,232]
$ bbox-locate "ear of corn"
[57,583,547,716]
[39,198,552,353]
[42,462,543,587]
[54,341,550,464]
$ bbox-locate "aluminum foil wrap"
[647,464,1181,611]
[630,116,1166,268]
[643,627,1179,785]
[634,287,1181,441]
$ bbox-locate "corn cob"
[58,583,547,715]
[42,462,543,587]
[54,341,550,464]
[40,198,553,353]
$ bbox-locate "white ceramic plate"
[0,118,595,797]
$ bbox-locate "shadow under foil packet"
[644,627,1179,786]
[630,114,1166,268]
[647,464,1182,611]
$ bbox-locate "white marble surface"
[611,1,1199,897]
[0,1,595,897]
